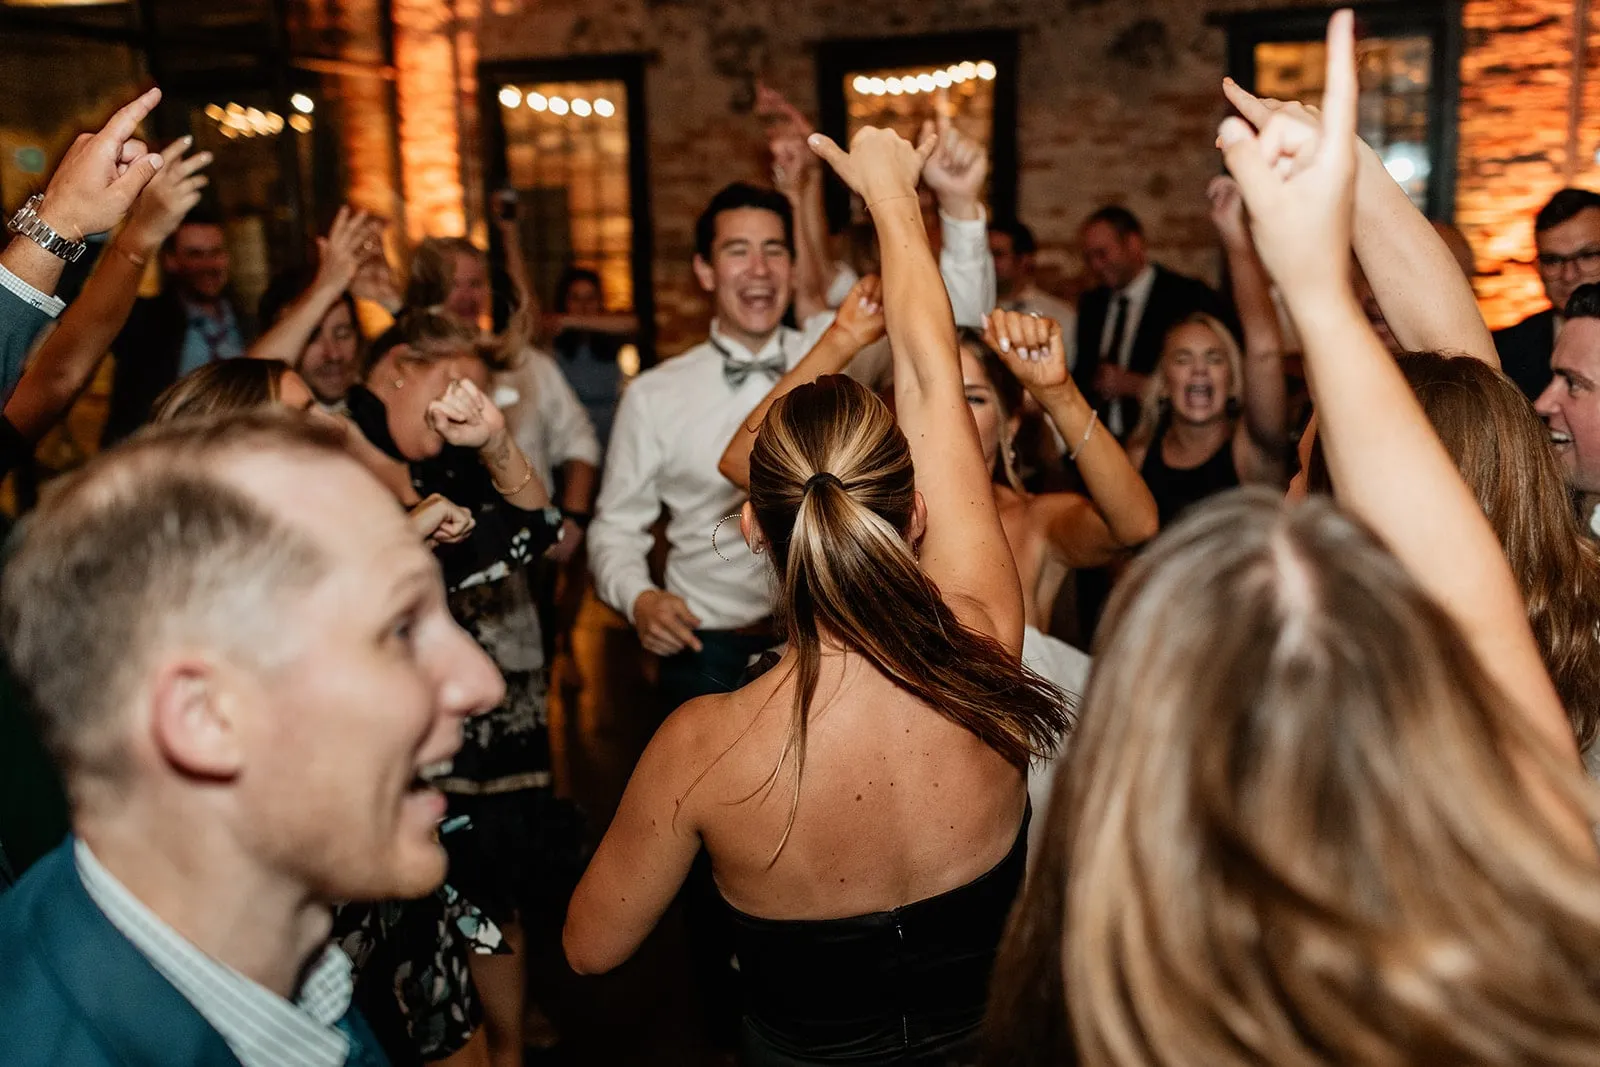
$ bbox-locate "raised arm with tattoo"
[426,377,550,511]
[1220,12,1580,784]
[1223,78,1495,365]
[809,125,1024,649]
[718,274,884,490]
[1209,175,1288,483]
[4,138,211,444]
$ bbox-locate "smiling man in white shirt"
[589,132,995,710]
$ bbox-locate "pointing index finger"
[97,88,162,148]
[1319,10,1359,153]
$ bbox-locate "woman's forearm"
[1037,385,1157,548]
[718,326,863,490]
[4,240,146,440]
[480,429,550,510]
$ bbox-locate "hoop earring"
[712,513,741,563]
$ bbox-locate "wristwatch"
[7,195,87,263]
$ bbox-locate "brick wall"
[376,0,1600,350]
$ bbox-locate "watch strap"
[7,195,87,264]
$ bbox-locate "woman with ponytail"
[564,124,1068,1065]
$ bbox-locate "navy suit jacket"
[1492,307,1557,401]
[1073,264,1235,435]
[0,840,384,1066]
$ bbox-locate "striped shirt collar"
[74,839,354,1067]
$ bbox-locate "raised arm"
[759,86,835,322]
[5,139,211,441]
[718,275,884,491]
[1,88,166,304]
[1223,78,1495,366]
[1208,175,1288,484]
[922,115,997,327]
[425,377,550,511]
[1221,12,1578,777]
[983,310,1158,565]
[248,207,375,366]
[809,126,1024,650]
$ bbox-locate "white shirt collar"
[708,319,789,364]
[1118,262,1157,303]
[74,840,354,1067]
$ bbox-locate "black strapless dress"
[724,813,1028,1066]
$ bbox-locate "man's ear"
[693,254,717,294]
[148,658,244,782]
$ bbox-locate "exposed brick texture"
[370,0,1600,348]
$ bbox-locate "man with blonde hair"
[0,412,503,1065]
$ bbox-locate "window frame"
[1212,1,1462,219]
[477,53,657,366]
[813,29,1020,231]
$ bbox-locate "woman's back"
[689,652,1025,920]
[683,651,1027,1064]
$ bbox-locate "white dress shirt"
[589,313,835,628]
[75,840,355,1067]
[589,211,996,630]
[496,348,602,497]
[1097,263,1157,372]
[0,261,66,317]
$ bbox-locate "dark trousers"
[658,629,780,1049]
[658,629,780,711]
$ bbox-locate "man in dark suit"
[0,413,503,1065]
[1071,206,1233,439]
[1494,188,1600,400]
[101,208,250,445]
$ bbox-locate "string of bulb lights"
[498,86,617,118]
[851,60,996,97]
[202,93,315,140]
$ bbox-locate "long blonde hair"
[986,490,1600,1066]
[747,375,1068,859]
[1126,312,1245,454]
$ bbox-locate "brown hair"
[152,358,291,423]
[1,413,345,796]
[405,236,531,365]
[1127,312,1245,454]
[985,490,1600,1066]
[1306,352,1600,757]
[957,326,1026,492]
[747,375,1068,857]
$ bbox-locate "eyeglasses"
[1537,246,1600,275]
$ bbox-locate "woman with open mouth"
[1124,176,1290,527]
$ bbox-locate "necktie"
[1103,295,1130,370]
[1102,295,1131,435]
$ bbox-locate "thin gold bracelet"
[866,194,919,212]
[491,459,535,496]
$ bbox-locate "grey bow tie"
[712,334,788,389]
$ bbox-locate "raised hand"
[829,274,885,350]
[117,137,212,258]
[757,84,820,197]
[426,377,506,450]
[983,309,1074,396]
[1207,175,1252,251]
[315,206,378,295]
[37,88,166,242]
[1216,9,1358,298]
[919,113,988,219]
[808,125,936,205]
[410,492,476,546]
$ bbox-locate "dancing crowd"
[7,10,1600,1066]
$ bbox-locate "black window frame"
[477,52,657,367]
[1212,1,1462,219]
